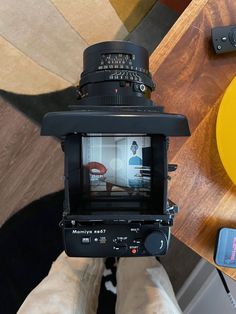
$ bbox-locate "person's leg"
[116,257,182,314]
[17,252,104,314]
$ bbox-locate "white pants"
[17,252,182,314]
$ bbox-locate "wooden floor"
[0,98,63,226]
[1,0,236,281]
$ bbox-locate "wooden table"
[150,0,236,279]
[1,0,236,280]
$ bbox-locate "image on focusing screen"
[82,135,151,198]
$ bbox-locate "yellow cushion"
[216,77,236,184]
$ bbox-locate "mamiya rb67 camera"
[41,41,190,257]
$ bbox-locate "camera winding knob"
[144,231,168,255]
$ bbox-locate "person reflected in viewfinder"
[129,140,142,166]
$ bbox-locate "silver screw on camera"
[139,84,146,92]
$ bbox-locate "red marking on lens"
[131,248,137,254]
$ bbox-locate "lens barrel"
[77,41,155,107]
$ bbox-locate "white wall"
[82,136,116,176]
[115,137,127,179]
[101,137,116,177]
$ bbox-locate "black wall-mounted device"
[212,25,236,54]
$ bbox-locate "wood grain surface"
[149,0,208,73]
[0,0,236,279]
[150,0,236,279]
[0,99,63,226]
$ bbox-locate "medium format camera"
[41,41,190,257]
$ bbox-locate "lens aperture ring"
[79,70,155,91]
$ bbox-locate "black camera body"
[41,41,190,257]
[64,221,171,257]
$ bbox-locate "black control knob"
[144,231,167,255]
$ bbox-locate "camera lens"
[77,41,155,107]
